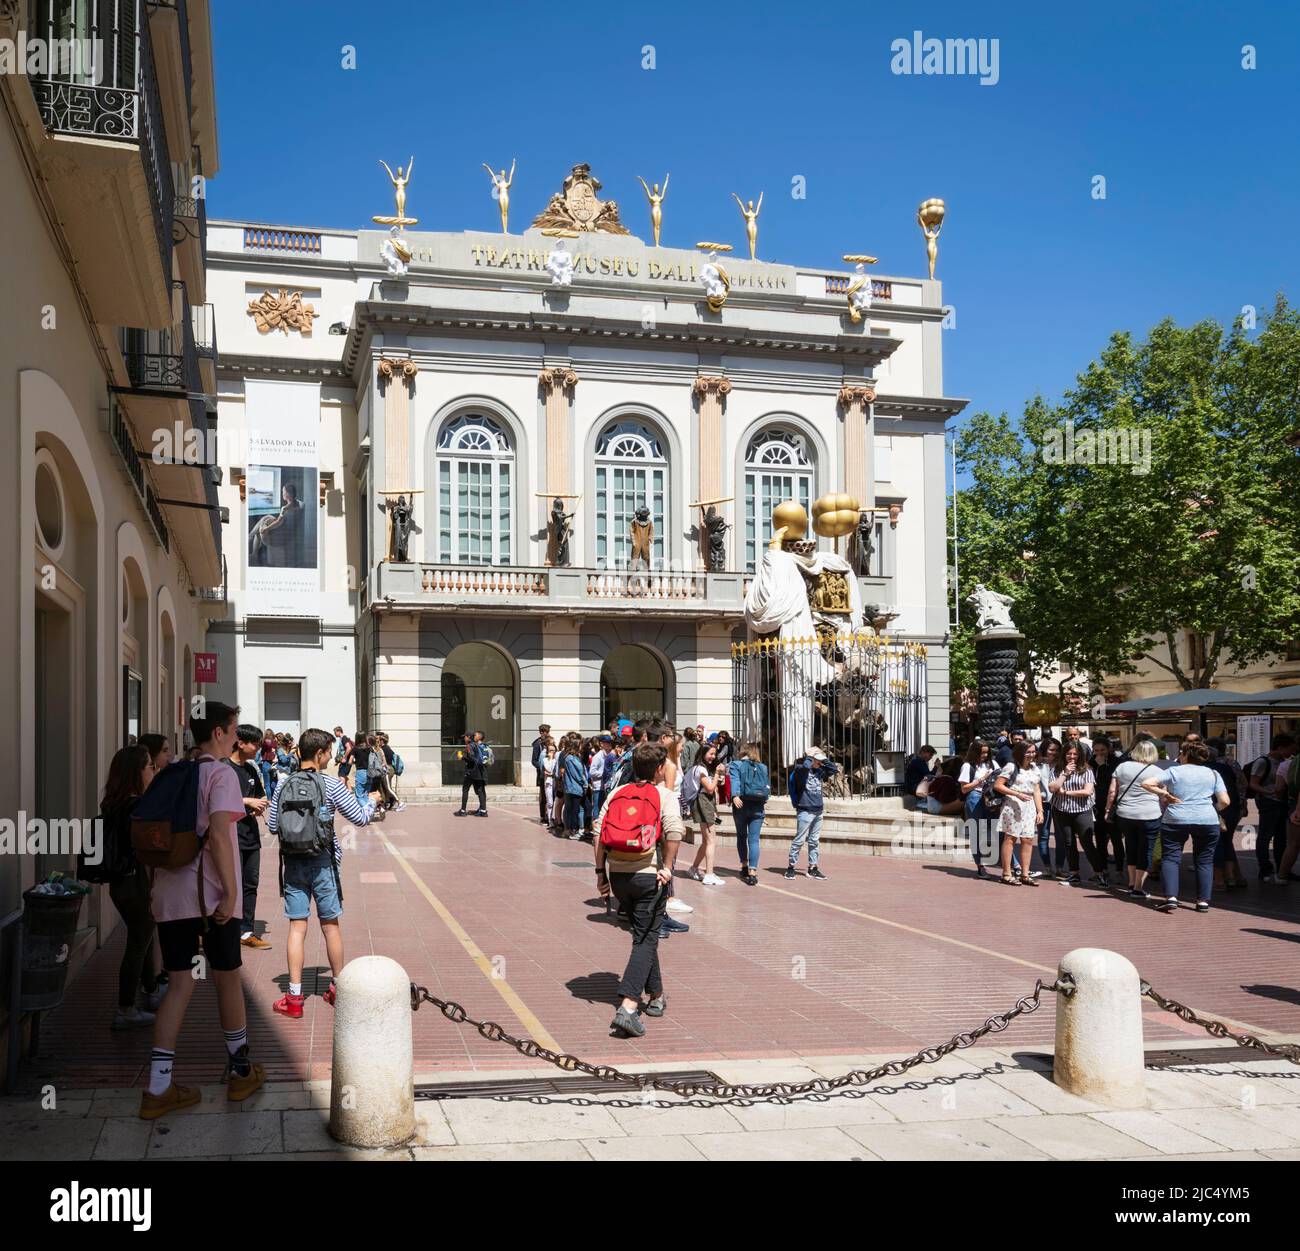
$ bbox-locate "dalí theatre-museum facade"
[204,164,964,787]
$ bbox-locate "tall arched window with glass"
[435,414,513,564]
[594,421,667,568]
[743,429,813,571]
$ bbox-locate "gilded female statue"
[731,191,763,260]
[483,159,516,233]
[636,174,669,246]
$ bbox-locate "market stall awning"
[1209,685,1300,710]
[1104,689,1251,713]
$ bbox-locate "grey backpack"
[277,771,331,857]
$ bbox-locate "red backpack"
[599,782,663,853]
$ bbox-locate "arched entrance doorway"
[600,645,669,727]
[441,642,517,784]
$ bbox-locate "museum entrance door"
[441,642,517,784]
[600,644,669,727]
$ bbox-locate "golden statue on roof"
[531,164,631,235]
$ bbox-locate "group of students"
[334,727,406,815]
[907,727,1300,914]
[92,704,379,1120]
[521,718,842,1039]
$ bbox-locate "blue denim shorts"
[282,851,342,922]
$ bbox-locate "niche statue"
[629,503,654,571]
[704,505,730,572]
[550,497,575,567]
[381,494,413,563]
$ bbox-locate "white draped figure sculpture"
[743,503,864,769]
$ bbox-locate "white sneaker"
[689,868,705,882]
[665,898,694,914]
[701,873,726,886]
[112,1006,155,1031]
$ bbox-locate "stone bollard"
[329,955,415,1147]
[1053,947,1146,1108]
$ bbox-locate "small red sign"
[194,652,218,684]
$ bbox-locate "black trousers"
[461,778,487,811]
[608,872,667,1002]
[107,872,157,1008]
[1094,813,1125,871]
[537,779,548,821]
[239,841,261,933]
[1054,809,1106,875]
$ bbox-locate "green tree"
[950,296,1300,709]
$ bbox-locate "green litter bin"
[19,889,84,1011]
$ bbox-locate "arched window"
[435,414,513,565]
[743,428,813,571]
[594,419,667,569]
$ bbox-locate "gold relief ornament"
[483,159,516,233]
[531,163,631,235]
[732,192,763,260]
[696,243,732,312]
[637,174,669,246]
[842,254,878,324]
[809,569,851,614]
[247,289,319,335]
[917,198,945,280]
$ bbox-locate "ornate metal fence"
[732,633,927,798]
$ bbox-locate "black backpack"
[276,771,332,857]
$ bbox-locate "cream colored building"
[1,0,222,988]
[206,169,965,785]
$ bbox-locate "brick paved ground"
[23,802,1300,1092]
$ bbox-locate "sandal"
[1019,875,1039,886]
[1000,875,1016,885]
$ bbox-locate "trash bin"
[19,889,84,1011]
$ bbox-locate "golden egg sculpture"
[1023,693,1061,728]
[771,500,809,540]
[812,493,860,539]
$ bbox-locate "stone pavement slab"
[1089,1109,1227,1155]
[684,1125,872,1161]
[841,1117,1052,1161]
[583,1134,707,1160]
[990,1113,1161,1160]
[1159,1106,1300,1152]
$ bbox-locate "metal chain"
[410,976,1074,1100]
[1140,981,1300,1065]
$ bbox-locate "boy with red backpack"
[267,727,376,1017]
[134,701,265,1119]
[593,741,684,1038]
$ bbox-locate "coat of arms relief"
[531,163,631,235]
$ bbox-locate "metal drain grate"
[1017,1047,1267,1072]
[416,1069,724,1100]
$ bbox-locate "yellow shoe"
[226,1061,266,1102]
[240,934,272,950]
[139,1082,201,1120]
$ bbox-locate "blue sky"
[211,0,1298,440]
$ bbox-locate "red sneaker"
[272,992,304,1018]
[323,980,337,1006]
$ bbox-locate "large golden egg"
[771,500,808,540]
[918,198,946,229]
[812,493,860,538]
[1023,693,1060,728]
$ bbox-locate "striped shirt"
[1045,765,1095,813]
[268,769,374,864]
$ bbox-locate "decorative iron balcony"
[108,396,170,553]
[120,280,202,393]
[28,0,174,297]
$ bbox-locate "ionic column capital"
[692,375,732,401]
[538,366,579,392]
[837,383,876,409]
[377,357,418,387]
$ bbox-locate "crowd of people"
[903,728,1300,911]
[92,706,384,1119]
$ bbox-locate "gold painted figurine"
[917,198,945,280]
[732,191,763,260]
[636,174,669,246]
[843,253,878,324]
[374,157,418,226]
[483,159,517,233]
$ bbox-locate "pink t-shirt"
[149,758,245,924]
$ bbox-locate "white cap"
[807,747,827,761]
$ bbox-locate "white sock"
[148,1048,175,1096]
[240,931,253,941]
[289,982,302,996]
[223,1026,247,1057]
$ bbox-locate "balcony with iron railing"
[172,147,209,301]
[26,0,175,328]
[120,280,201,395]
[190,296,217,394]
[107,396,170,553]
